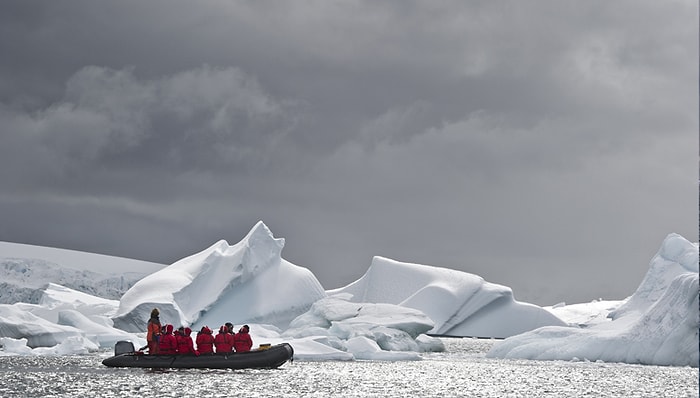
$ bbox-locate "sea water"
[0,339,697,397]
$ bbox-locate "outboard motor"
[114,340,135,356]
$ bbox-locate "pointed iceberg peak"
[168,221,284,276]
[656,233,698,273]
[248,220,277,239]
[608,232,698,319]
[242,220,285,256]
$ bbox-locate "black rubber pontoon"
[102,341,294,369]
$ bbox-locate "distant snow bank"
[487,233,699,367]
[0,241,164,274]
[0,242,164,302]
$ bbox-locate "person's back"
[233,324,253,352]
[196,326,215,354]
[159,324,178,355]
[177,327,197,355]
[214,325,233,353]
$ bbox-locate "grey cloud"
[65,65,295,170]
[0,0,696,305]
[1,65,298,195]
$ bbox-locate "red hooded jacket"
[233,326,253,352]
[214,326,234,353]
[176,327,198,355]
[196,326,215,354]
[158,324,178,355]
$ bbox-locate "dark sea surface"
[0,339,697,397]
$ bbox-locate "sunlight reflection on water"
[0,338,697,397]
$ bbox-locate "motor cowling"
[114,340,135,356]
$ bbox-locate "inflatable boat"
[102,341,294,369]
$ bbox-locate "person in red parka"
[214,325,234,353]
[158,324,178,355]
[233,324,253,352]
[176,327,198,355]
[146,308,161,355]
[196,326,215,354]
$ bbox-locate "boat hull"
[102,343,294,369]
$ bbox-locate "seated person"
[214,325,234,353]
[196,326,215,354]
[158,324,178,355]
[233,324,253,352]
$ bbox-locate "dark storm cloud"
[0,0,696,305]
[1,65,297,195]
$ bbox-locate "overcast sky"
[1,1,697,305]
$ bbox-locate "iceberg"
[0,226,696,367]
[281,297,444,359]
[107,222,444,360]
[0,304,86,348]
[344,336,422,360]
[487,233,699,367]
[609,233,698,320]
[329,256,566,338]
[57,310,144,349]
[0,283,143,350]
[0,336,99,356]
[112,221,327,332]
[40,282,120,317]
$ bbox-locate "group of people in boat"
[146,308,253,355]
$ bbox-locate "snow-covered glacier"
[0,241,164,305]
[112,221,328,332]
[0,257,154,304]
[487,233,699,367]
[329,256,566,338]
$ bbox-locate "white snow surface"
[0,224,696,367]
[487,233,699,367]
[328,256,567,338]
[545,299,626,327]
